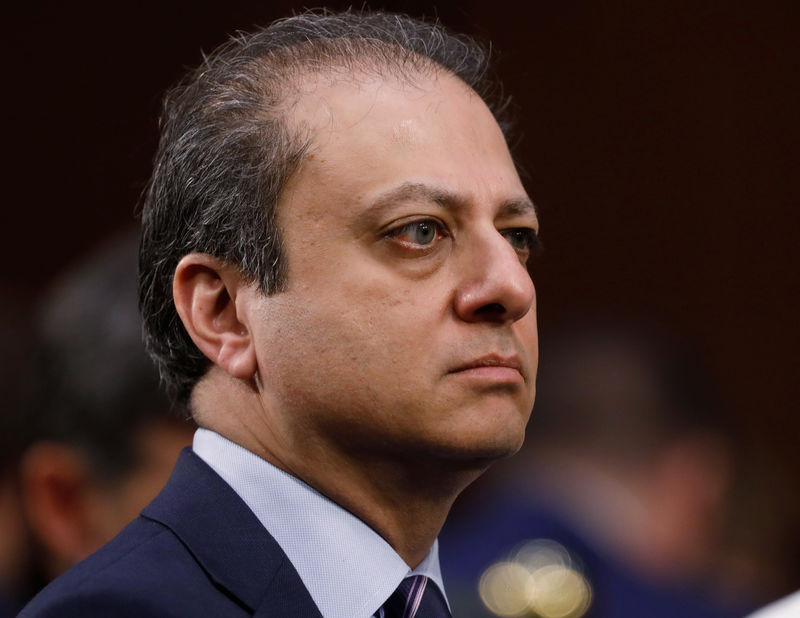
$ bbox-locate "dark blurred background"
[4,0,798,612]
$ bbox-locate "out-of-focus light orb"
[529,564,592,618]
[479,539,593,618]
[479,561,534,617]
[514,539,572,572]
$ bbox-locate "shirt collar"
[193,428,447,618]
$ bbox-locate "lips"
[449,354,525,380]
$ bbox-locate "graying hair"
[139,9,513,405]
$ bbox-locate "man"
[1,233,193,616]
[19,231,194,586]
[23,9,539,617]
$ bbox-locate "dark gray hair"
[139,9,512,405]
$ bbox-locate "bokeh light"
[479,539,592,618]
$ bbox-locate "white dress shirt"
[193,428,448,618]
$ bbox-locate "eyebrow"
[365,181,539,220]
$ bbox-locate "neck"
[192,370,488,567]
[290,449,484,567]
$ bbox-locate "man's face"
[249,70,538,466]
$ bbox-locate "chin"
[448,434,526,463]
[433,410,529,464]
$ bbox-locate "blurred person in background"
[18,231,194,589]
[440,318,754,618]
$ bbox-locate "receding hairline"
[246,36,486,119]
[249,40,502,208]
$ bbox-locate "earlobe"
[173,254,258,380]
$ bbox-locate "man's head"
[141,10,538,470]
[141,10,516,402]
[23,231,194,578]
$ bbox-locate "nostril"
[474,303,506,318]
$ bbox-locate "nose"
[453,230,536,324]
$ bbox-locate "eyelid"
[383,217,450,239]
[500,225,537,239]
[501,226,544,258]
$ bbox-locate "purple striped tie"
[382,575,451,618]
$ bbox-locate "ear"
[19,442,101,576]
[173,254,257,380]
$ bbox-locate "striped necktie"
[382,575,451,618]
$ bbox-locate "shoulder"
[20,517,248,617]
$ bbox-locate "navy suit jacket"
[21,449,324,617]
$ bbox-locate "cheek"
[322,291,432,379]
[516,310,539,397]
[523,316,539,368]
[272,282,440,405]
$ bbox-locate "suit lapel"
[142,448,323,617]
[252,559,328,618]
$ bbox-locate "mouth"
[449,354,525,382]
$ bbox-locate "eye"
[500,228,542,260]
[386,219,448,246]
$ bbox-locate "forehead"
[288,69,502,152]
[278,69,529,225]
